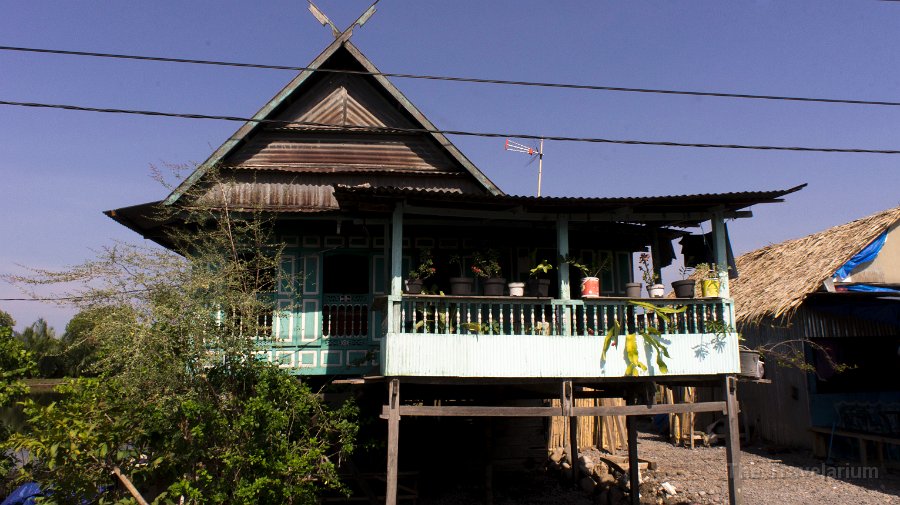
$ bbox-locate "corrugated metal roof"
[332,183,807,217]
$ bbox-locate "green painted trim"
[390,204,404,296]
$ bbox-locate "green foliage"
[1,311,35,495]
[528,259,553,278]
[59,308,106,377]
[7,365,357,505]
[16,318,65,378]
[600,302,685,376]
[637,252,659,286]
[2,176,358,503]
[471,249,501,279]
[562,254,610,278]
[0,309,14,329]
[408,248,436,281]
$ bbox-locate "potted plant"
[406,248,436,294]
[625,281,642,298]
[526,258,553,297]
[564,254,610,298]
[694,263,723,297]
[639,252,664,297]
[672,266,696,298]
[449,254,475,295]
[472,249,505,296]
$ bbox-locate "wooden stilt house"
[107,29,805,505]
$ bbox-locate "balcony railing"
[395,295,733,337]
[382,294,739,378]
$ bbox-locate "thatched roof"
[732,205,900,325]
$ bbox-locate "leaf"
[600,324,619,362]
[655,350,669,374]
[624,333,641,376]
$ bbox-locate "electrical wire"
[2,99,899,154]
[0,290,147,302]
[3,45,900,108]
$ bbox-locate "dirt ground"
[635,430,900,505]
[418,428,900,505]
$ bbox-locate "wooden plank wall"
[663,386,698,448]
[548,397,627,453]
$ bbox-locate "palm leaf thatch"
[732,206,900,325]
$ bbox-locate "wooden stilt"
[626,415,640,505]
[561,380,577,482]
[386,379,400,505]
[724,375,743,505]
[484,418,493,505]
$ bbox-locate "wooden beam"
[572,401,728,416]
[378,401,727,418]
[723,376,743,505]
[386,379,400,505]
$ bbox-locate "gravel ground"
[623,429,900,505]
[419,428,900,505]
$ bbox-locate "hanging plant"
[601,301,686,376]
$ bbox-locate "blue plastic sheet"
[0,483,42,505]
[834,231,888,279]
[844,284,900,293]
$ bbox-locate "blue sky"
[3,1,900,331]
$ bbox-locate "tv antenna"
[308,0,379,39]
[504,138,545,196]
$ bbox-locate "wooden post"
[626,414,640,505]
[561,380,577,482]
[390,204,404,297]
[111,466,149,505]
[484,418,494,505]
[712,209,729,298]
[724,375,743,505]
[386,379,401,505]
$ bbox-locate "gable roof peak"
[164,33,501,206]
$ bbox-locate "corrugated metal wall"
[737,306,899,449]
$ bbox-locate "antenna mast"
[504,138,545,196]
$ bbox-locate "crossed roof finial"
[307,0,379,39]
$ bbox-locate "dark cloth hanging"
[678,225,738,279]
[657,237,676,268]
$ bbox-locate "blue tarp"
[835,231,888,279]
[844,284,900,293]
[0,483,43,505]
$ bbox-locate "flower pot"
[406,279,424,294]
[700,279,720,298]
[625,282,642,298]
[672,279,696,298]
[739,349,764,379]
[648,283,665,298]
[508,282,525,297]
[449,277,475,296]
[581,276,600,298]
[483,277,506,296]
[526,278,551,297]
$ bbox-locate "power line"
[3,99,899,154]
[3,44,900,108]
[0,290,147,302]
